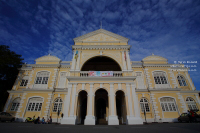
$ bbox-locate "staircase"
[97,119,107,125]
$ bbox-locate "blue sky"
[0,0,200,90]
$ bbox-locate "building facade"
[3,29,200,125]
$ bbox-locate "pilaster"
[3,94,13,112]
[61,83,73,124]
[70,51,76,71]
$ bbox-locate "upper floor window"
[140,98,150,112]
[20,79,28,86]
[177,75,187,86]
[53,98,63,112]
[20,76,29,86]
[35,71,50,84]
[10,98,20,111]
[160,97,177,112]
[186,97,198,110]
[153,72,168,84]
[27,97,43,111]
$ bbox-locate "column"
[61,83,73,124]
[126,51,132,71]
[122,51,127,71]
[84,83,95,125]
[70,51,76,71]
[108,83,119,125]
[3,94,13,112]
[131,83,143,124]
[75,51,81,71]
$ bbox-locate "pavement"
[0,122,200,133]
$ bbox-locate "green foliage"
[0,45,23,111]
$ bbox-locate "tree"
[0,45,23,111]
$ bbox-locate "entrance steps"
[97,119,108,125]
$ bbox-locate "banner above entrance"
[89,71,113,77]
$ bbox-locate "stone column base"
[84,115,95,125]
[126,116,143,125]
[108,116,119,125]
[61,116,76,125]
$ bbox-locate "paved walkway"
[0,122,200,133]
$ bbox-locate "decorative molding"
[72,45,130,50]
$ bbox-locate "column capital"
[126,83,131,87]
[110,83,114,87]
[68,83,73,88]
[108,94,116,97]
[73,83,77,85]
[87,94,95,97]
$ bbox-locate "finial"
[48,53,51,56]
[100,21,102,29]
[152,53,154,55]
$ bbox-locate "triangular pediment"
[74,29,129,42]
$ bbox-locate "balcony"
[80,71,123,77]
[67,71,136,81]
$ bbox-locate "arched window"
[177,75,187,86]
[27,97,43,111]
[10,98,20,111]
[53,98,63,112]
[35,71,50,84]
[186,97,198,110]
[160,97,177,112]
[20,76,29,86]
[140,98,150,112]
[153,72,167,84]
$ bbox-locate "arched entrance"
[95,89,108,125]
[116,91,127,125]
[81,56,121,71]
[76,91,87,124]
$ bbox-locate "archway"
[116,91,127,125]
[95,89,108,125]
[76,91,87,125]
[81,56,121,71]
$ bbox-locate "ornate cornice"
[29,64,60,68]
[72,45,131,50]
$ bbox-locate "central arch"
[81,56,122,71]
[95,89,108,125]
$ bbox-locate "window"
[153,72,168,84]
[53,98,63,112]
[177,75,187,86]
[140,98,150,112]
[27,97,43,111]
[160,97,177,112]
[10,98,20,111]
[20,79,28,86]
[186,97,198,110]
[35,71,50,84]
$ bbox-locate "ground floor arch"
[95,89,108,125]
[116,90,127,124]
[76,90,87,124]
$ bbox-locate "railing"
[80,71,123,77]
